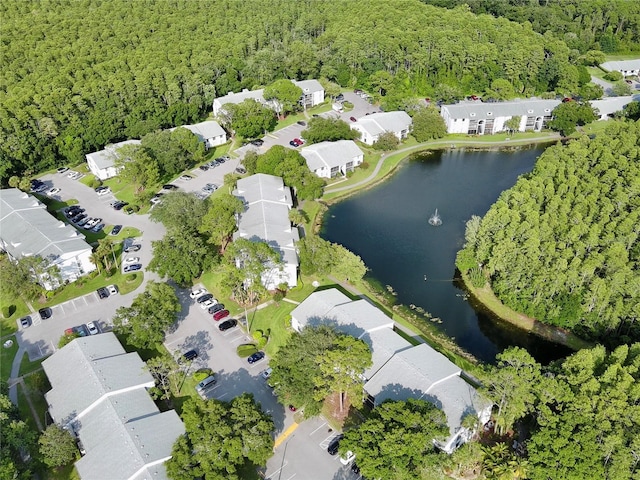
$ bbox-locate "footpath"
[324,134,560,195]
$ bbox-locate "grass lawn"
[1,335,18,383]
[299,199,324,234]
[246,301,296,357]
[19,352,47,377]
[274,111,309,130]
[604,53,640,61]
[0,297,29,337]
[578,120,614,136]
[587,66,609,81]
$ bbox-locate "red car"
[213,309,230,321]
[293,138,304,146]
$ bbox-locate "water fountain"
[428,208,442,226]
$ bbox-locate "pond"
[321,146,573,364]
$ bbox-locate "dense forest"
[422,0,640,53]
[2,0,591,183]
[457,120,640,343]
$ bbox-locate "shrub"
[126,273,137,283]
[603,71,623,82]
[360,161,370,170]
[273,290,284,303]
[469,266,486,288]
[237,343,258,357]
[193,369,212,383]
[373,132,400,151]
[2,305,15,318]
[89,178,102,189]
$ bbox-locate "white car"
[96,187,111,196]
[189,288,207,299]
[86,321,99,335]
[339,451,355,465]
[107,284,118,295]
[200,299,216,310]
[47,187,61,196]
[124,257,140,265]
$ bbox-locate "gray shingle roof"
[295,79,324,94]
[0,188,92,261]
[353,111,412,136]
[441,98,560,120]
[591,95,639,117]
[363,343,462,409]
[600,59,640,73]
[359,327,413,380]
[291,290,394,338]
[85,140,141,170]
[174,120,225,142]
[233,174,298,266]
[43,333,155,426]
[300,140,363,171]
[43,333,184,480]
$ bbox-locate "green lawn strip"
[283,275,321,302]
[0,297,29,337]
[45,463,79,480]
[35,270,143,309]
[306,102,334,116]
[299,199,325,234]
[1,335,19,383]
[604,53,640,61]
[586,66,609,81]
[19,353,47,377]
[79,173,98,187]
[274,112,308,131]
[17,385,40,432]
[246,301,296,357]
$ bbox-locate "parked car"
[327,434,344,455]
[213,309,230,321]
[107,284,118,295]
[150,193,163,204]
[293,138,304,145]
[111,200,128,210]
[123,264,142,272]
[199,164,209,171]
[251,139,264,147]
[47,187,61,196]
[340,451,356,465]
[203,183,218,192]
[19,316,31,329]
[39,308,52,320]
[350,116,357,122]
[124,257,140,264]
[97,287,108,299]
[163,184,178,190]
[200,299,216,310]
[247,351,265,364]
[288,404,297,412]
[195,375,216,393]
[235,166,246,174]
[111,225,122,236]
[218,319,237,332]
[196,293,214,304]
[57,167,69,174]
[91,223,105,233]
[260,367,272,380]
[86,321,99,335]
[182,349,198,361]
[73,325,88,337]
[95,186,110,195]
[289,140,298,147]
[124,244,141,253]
[208,303,225,314]
[179,174,193,181]
[190,288,207,299]
[297,120,306,126]
[76,217,90,227]
[67,171,78,178]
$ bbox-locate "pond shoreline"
[316,135,589,361]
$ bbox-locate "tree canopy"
[166,394,274,480]
[457,120,640,343]
[263,79,302,116]
[411,106,447,142]
[301,117,359,144]
[298,235,367,282]
[0,387,37,478]
[39,425,77,468]
[341,399,448,479]
[548,101,597,136]
[2,0,612,183]
[113,281,180,348]
[226,100,277,139]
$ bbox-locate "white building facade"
[0,189,95,289]
[440,98,560,135]
[300,140,364,178]
[233,174,298,289]
[350,111,412,145]
[85,139,141,180]
[174,120,227,149]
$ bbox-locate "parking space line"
[309,421,327,436]
[320,433,339,449]
[265,461,288,480]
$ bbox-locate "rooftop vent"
[470,113,476,117]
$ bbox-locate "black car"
[182,349,198,361]
[289,140,298,147]
[208,303,225,314]
[73,213,87,223]
[111,225,122,236]
[218,319,237,332]
[199,165,209,171]
[97,287,108,299]
[112,201,128,210]
[123,263,142,272]
[297,120,306,126]
[39,307,52,320]
[247,351,265,364]
[351,463,360,474]
[327,434,344,455]
[250,139,264,147]
[196,293,213,304]
[235,166,246,174]
[163,184,178,190]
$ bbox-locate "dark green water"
[322,146,572,364]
